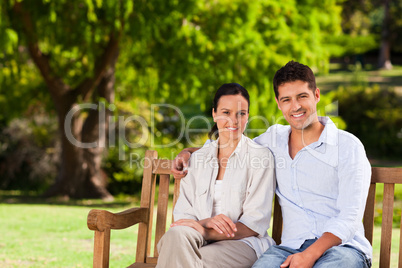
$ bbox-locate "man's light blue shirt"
[253,117,372,259]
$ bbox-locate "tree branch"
[12,2,70,99]
[73,31,121,102]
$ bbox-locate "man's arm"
[171,147,200,179]
[282,141,371,268]
[280,233,341,268]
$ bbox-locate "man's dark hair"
[273,61,317,98]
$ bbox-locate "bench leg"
[93,229,111,268]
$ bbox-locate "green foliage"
[332,84,402,158]
[118,0,344,124]
[1,0,347,194]
[0,114,59,192]
[339,0,402,55]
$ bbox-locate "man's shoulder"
[336,128,365,149]
[322,117,365,149]
[253,124,289,147]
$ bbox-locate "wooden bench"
[87,150,402,268]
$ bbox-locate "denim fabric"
[252,239,371,268]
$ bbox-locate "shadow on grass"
[0,190,139,208]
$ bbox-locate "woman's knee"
[161,225,202,245]
[166,225,194,237]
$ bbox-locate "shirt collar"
[317,117,338,146]
[205,134,246,162]
[275,116,339,148]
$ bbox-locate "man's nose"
[291,100,301,111]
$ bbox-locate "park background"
[0,0,401,267]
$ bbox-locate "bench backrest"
[136,150,402,268]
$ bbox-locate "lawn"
[1,184,401,268]
[0,196,139,268]
[316,64,402,94]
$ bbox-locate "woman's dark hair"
[208,83,250,140]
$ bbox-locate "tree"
[2,0,132,199]
[378,0,392,69]
[339,0,402,69]
[1,0,344,198]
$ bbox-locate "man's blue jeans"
[252,239,371,268]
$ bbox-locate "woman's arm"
[238,150,276,236]
[204,222,258,240]
[171,219,257,241]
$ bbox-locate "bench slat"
[153,159,172,175]
[136,151,158,263]
[372,167,402,184]
[153,174,171,257]
[379,183,395,268]
[363,183,376,244]
[272,195,282,245]
[172,178,181,223]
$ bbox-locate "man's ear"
[315,88,321,102]
[275,98,281,110]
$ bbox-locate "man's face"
[275,80,320,131]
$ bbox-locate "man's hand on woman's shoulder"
[171,148,200,179]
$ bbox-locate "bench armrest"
[87,207,149,232]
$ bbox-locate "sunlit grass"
[0,201,139,267]
[1,187,400,267]
[316,64,402,93]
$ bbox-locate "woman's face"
[212,94,249,142]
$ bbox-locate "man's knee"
[252,246,293,268]
[315,246,370,268]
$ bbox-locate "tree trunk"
[378,0,392,70]
[44,51,119,200]
[13,1,121,200]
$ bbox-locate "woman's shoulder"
[243,135,274,157]
[188,140,217,164]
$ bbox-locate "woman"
[156,83,276,268]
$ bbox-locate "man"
[172,61,372,267]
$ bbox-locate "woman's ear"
[212,108,216,122]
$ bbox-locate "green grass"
[1,187,401,268]
[0,193,141,268]
[316,64,402,93]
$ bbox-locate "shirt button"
[292,185,297,190]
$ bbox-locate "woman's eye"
[223,111,229,114]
